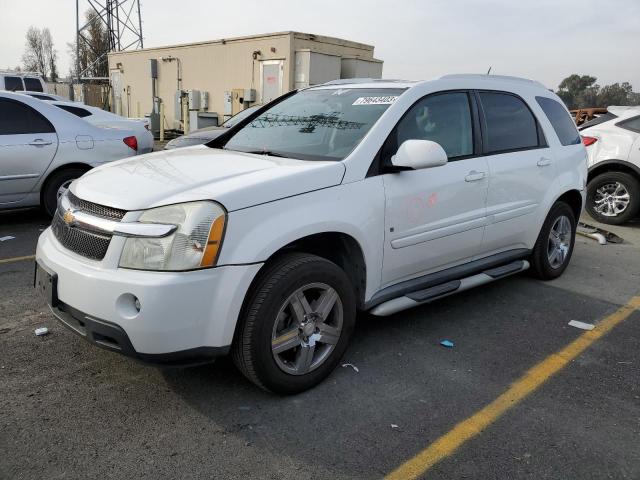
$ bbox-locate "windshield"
[223,88,405,161]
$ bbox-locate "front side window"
[536,96,580,146]
[0,99,54,135]
[479,92,540,153]
[618,116,640,133]
[4,76,24,91]
[24,78,44,92]
[389,92,473,160]
[223,88,406,161]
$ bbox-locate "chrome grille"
[67,191,126,221]
[51,194,127,261]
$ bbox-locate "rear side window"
[24,78,43,92]
[28,94,54,101]
[536,96,580,146]
[618,116,640,133]
[0,99,55,135]
[56,104,92,118]
[479,92,540,153]
[389,92,474,159]
[578,112,617,131]
[4,76,24,91]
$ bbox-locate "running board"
[369,260,529,317]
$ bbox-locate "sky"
[1,0,639,91]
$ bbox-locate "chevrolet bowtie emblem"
[62,209,75,225]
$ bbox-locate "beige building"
[107,31,383,133]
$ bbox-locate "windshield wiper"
[243,149,289,158]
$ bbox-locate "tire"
[529,201,576,280]
[586,172,640,225]
[232,253,356,394]
[42,168,87,217]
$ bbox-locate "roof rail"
[0,70,43,77]
[439,74,545,88]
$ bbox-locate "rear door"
[477,91,553,256]
[618,116,640,164]
[381,91,489,285]
[0,98,58,204]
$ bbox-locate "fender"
[587,159,640,178]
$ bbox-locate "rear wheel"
[42,168,87,217]
[586,171,640,225]
[232,253,356,394]
[529,201,576,280]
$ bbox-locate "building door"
[260,60,284,104]
[110,69,123,115]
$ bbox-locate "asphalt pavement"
[1,208,639,479]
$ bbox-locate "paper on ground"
[568,320,595,331]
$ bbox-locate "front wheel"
[42,168,87,217]
[232,253,356,394]
[529,201,576,280]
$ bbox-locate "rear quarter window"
[56,104,92,118]
[536,96,581,146]
[617,116,640,133]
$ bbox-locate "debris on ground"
[34,327,49,336]
[440,340,455,348]
[391,424,399,429]
[577,222,623,245]
[341,363,359,373]
[0,236,15,242]
[568,320,595,331]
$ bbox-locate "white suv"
[579,106,640,224]
[35,75,587,393]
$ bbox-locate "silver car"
[0,92,141,216]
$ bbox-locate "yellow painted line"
[386,295,640,480]
[0,254,35,265]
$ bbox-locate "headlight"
[119,201,226,271]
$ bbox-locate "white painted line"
[568,320,595,331]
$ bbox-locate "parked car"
[579,106,640,224]
[0,91,141,216]
[164,105,261,150]
[35,75,586,394]
[47,100,154,154]
[0,71,46,92]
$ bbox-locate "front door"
[381,91,489,286]
[0,98,57,204]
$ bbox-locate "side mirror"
[391,139,448,170]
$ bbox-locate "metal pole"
[76,0,80,84]
[159,102,164,142]
[137,0,143,48]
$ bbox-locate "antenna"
[76,0,144,80]
[486,66,492,75]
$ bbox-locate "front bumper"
[36,227,262,360]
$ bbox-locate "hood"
[72,146,345,212]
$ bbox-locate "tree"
[21,26,58,81]
[556,74,640,109]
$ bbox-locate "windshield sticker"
[352,96,399,106]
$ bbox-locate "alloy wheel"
[271,282,343,376]
[547,215,572,269]
[594,182,630,217]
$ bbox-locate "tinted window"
[391,92,473,159]
[28,94,55,101]
[24,78,43,92]
[224,88,405,161]
[223,105,261,128]
[536,96,581,146]
[56,104,92,118]
[4,76,24,91]
[0,99,54,135]
[578,112,617,131]
[618,116,640,133]
[479,92,539,153]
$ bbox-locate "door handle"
[29,139,52,146]
[465,171,486,182]
[537,157,552,167]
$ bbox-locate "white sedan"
[0,91,141,216]
[47,100,154,154]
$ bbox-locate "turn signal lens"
[200,215,226,267]
[581,136,597,147]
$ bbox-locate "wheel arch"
[588,160,640,184]
[555,189,584,221]
[39,162,92,205]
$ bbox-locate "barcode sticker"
[352,96,399,106]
